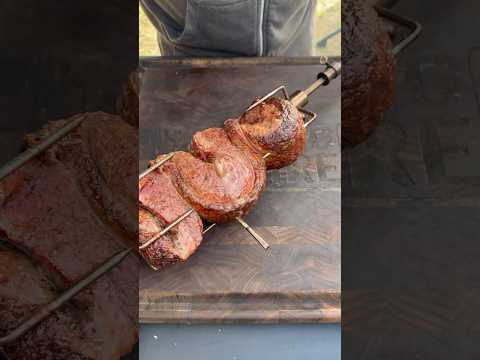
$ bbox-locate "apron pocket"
[170,0,259,56]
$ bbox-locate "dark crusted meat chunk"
[224,97,306,169]
[342,0,396,146]
[170,128,266,223]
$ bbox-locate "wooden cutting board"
[139,58,341,324]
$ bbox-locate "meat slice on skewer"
[139,162,203,270]
[224,97,306,169]
[168,128,267,223]
[0,113,138,358]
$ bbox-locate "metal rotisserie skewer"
[140,61,341,250]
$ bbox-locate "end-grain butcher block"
[0,244,99,359]
[342,0,395,146]
[170,128,267,223]
[224,97,306,169]
[139,161,204,270]
[0,112,138,359]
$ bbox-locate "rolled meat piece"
[224,97,306,169]
[139,162,204,270]
[169,128,267,223]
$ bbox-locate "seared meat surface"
[24,112,138,239]
[224,97,306,169]
[0,244,98,359]
[0,113,138,359]
[170,128,266,223]
[139,160,203,270]
[342,0,395,146]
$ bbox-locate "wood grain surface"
[139,60,341,323]
[342,1,480,357]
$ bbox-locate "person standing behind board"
[140,0,316,56]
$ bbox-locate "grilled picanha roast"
[139,96,306,269]
[342,0,396,146]
[0,112,138,359]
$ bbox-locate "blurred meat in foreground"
[0,112,138,359]
[342,0,396,147]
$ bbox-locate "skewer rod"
[203,223,217,234]
[236,217,270,249]
[303,77,327,98]
[139,208,194,250]
[139,153,174,179]
[290,62,341,108]
[246,86,287,111]
[0,115,85,181]
[0,247,132,346]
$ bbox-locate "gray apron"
[140,0,314,56]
